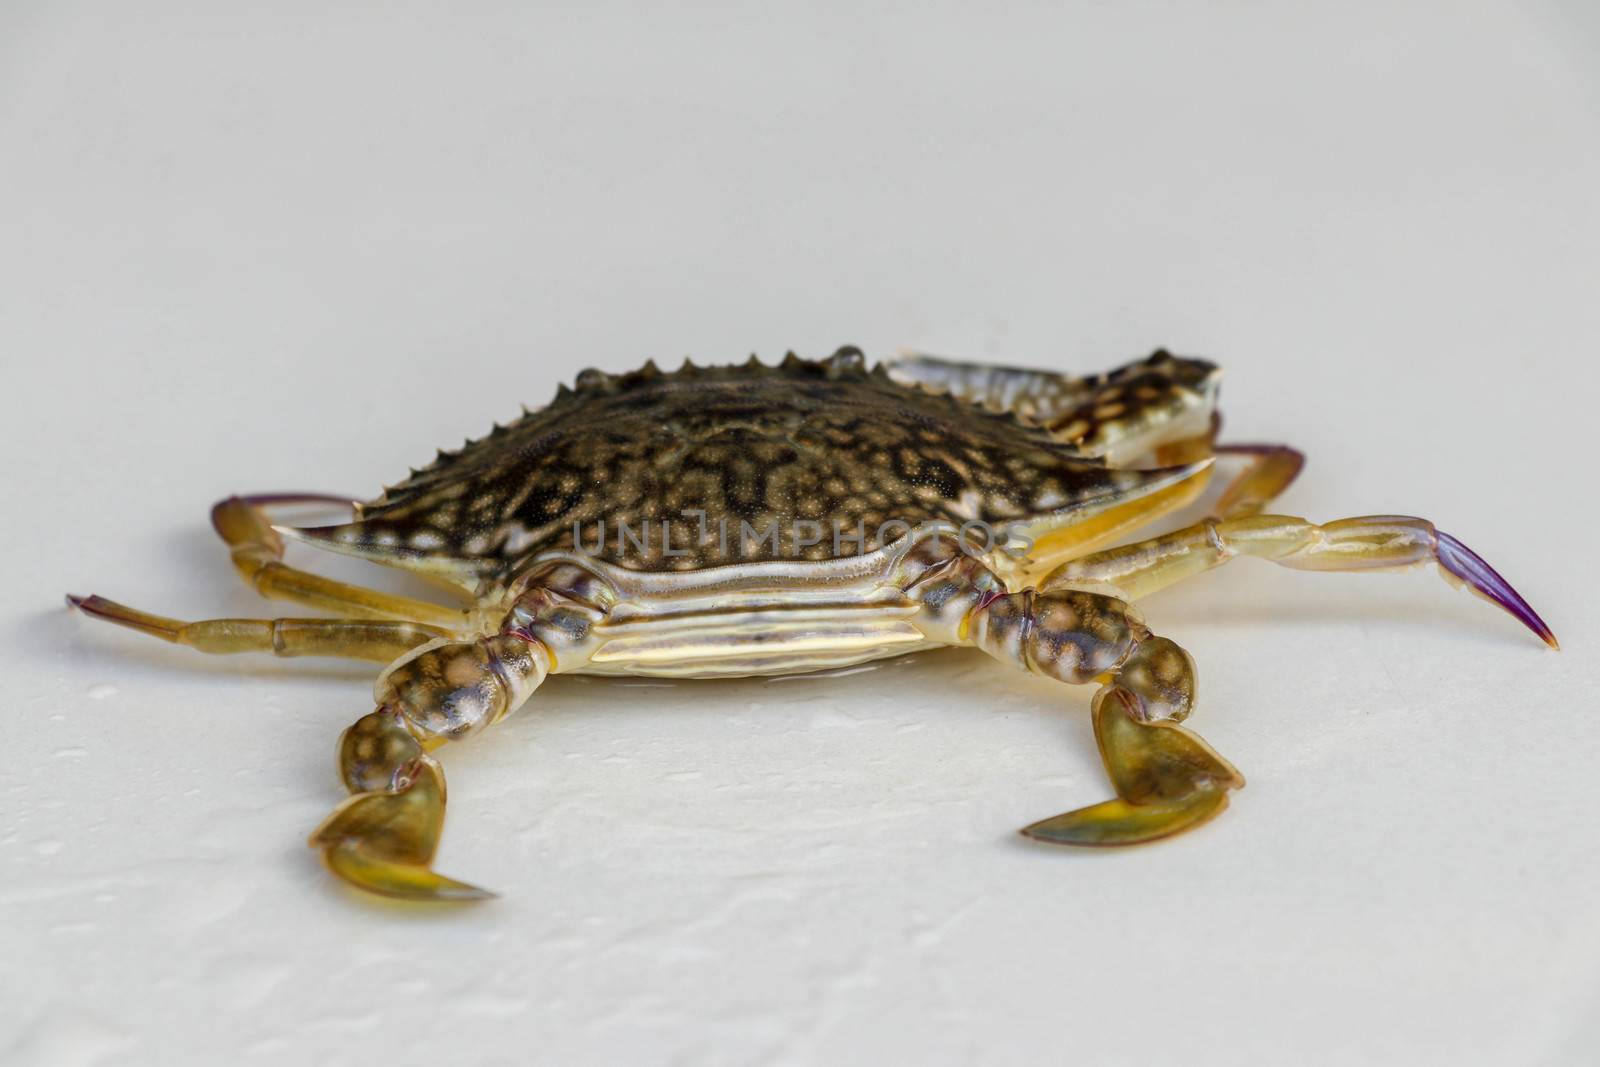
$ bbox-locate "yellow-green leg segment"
[969,586,1243,845]
[211,494,467,628]
[67,589,553,901]
[1043,513,1557,648]
[901,540,1243,846]
[310,632,552,901]
[66,594,449,662]
[918,505,1555,844]
[311,709,474,899]
[1210,443,1305,518]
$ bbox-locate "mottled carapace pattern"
[294,347,1216,574]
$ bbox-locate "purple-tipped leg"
[1436,531,1559,649]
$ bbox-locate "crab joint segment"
[311,715,488,901]
[310,633,552,901]
[952,574,1243,845]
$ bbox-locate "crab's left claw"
[309,710,495,902]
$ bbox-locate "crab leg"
[211,495,467,628]
[311,708,484,900]
[1209,444,1305,518]
[902,546,1242,844]
[66,594,553,901]
[310,631,552,901]
[974,588,1244,843]
[1042,514,1558,648]
[66,594,449,662]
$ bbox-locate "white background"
[3,2,1598,1064]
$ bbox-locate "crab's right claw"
[1022,687,1244,847]
[309,757,494,902]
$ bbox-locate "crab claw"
[309,754,495,902]
[1435,531,1559,650]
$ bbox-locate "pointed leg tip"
[60,594,182,640]
[398,868,499,901]
[411,862,499,902]
[65,593,112,619]
[1017,809,1121,847]
[1017,821,1097,846]
[1435,530,1557,648]
[388,874,499,904]
[1020,789,1232,848]
[319,843,498,903]
[434,879,498,902]
[1018,819,1118,848]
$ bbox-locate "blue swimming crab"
[68,347,1557,900]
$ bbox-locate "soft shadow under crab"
[67,348,1557,900]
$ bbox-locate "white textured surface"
[3,3,1598,1064]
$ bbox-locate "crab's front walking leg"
[1044,514,1557,647]
[211,494,467,628]
[309,633,552,900]
[905,547,1242,845]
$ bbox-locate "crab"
[68,347,1557,901]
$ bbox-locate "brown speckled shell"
[297,348,1178,574]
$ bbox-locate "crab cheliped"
[69,348,1557,900]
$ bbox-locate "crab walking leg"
[1209,444,1305,519]
[902,547,1242,844]
[1146,437,1305,518]
[309,631,552,901]
[974,591,1243,843]
[211,495,467,628]
[1041,514,1558,648]
[66,594,449,662]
